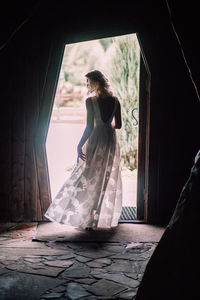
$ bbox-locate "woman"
[44,70,123,229]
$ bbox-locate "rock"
[24,258,43,263]
[86,261,104,268]
[87,279,127,296]
[90,268,108,275]
[110,252,143,260]
[76,250,111,259]
[67,242,98,250]
[125,243,152,253]
[56,253,76,260]
[124,272,138,280]
[50,285,66,292]
[0,240,49,248]
[45,242,70,250]
[43,253,75,261]
[125,243,141,250]
[61,262,90,279]
[0,272,65,300]
[117,288,137,299]
[43,260,74,268]
[102,244,126,253]
[73,278,97,285]
[6,263,65,277]
[43,256,59,261]
[76,255,92,263]
[93,272,139,288]
[0,255,21,261]
[41,292,64,298]
[1,260,19,266]
[65,282,91,299]
[93,258,112,265]
[0,268,11,275]
[106,259,138,273]
[0,247,72,257]
[134,260,149,274]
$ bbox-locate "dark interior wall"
[138,12,200,224]
[0,1,199,224]
[0,3,64,221]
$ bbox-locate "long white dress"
[44,97,122,229]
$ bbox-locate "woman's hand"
[77,145,86,162]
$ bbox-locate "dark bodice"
[96,96,117,123]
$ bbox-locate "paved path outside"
[46,122,137,206]
[0,223,160,299]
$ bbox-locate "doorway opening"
[46,33,143,222]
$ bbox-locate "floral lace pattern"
[44,97,122,229]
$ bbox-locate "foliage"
[103,34,140,170]
[99,38,113,51]
[61,41,105,86]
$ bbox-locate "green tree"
[99,37,113,51]
[104,34,140,170]
[62,40,105,86]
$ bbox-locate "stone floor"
[0,223,159,300]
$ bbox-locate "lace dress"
[44,97,122,229]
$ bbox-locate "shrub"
[104,34,140,170]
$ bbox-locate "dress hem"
[44,213,118,230]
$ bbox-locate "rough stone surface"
[110,252,145,260]
[61,262,90,279]
[0,240,49,248]
[24,257,44,263]
[76,250,111,259]
[124,272,138,280]
[75,255,92,262]
[0,255,21,261]
[86,261,104,268]
[41,292,64,298]
[0,271,64,300]
[102,244,126,253]
[43,259,74,268]
[93,272,140,288]
[73,278,97,285]
[90,268,108,275]
[87,279,127,296]
[118,288,137,299]
[106,259,139,273]
[0,247,71,256]
[6,263,65,277]
[0,223,160,300]
[0,268,11,276]
[55,253,76,260]
[49,285,67,293]
[134,260,149,274]
[65,282,91,299]
[93,257,112,265]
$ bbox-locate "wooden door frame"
[136,33,151,222]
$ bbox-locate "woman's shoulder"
[103,94,119,101]
[85,96,93,102]
[85,97,94,111]
[85,97,94,105]
[85,97,96,104]
[108,94,119,101]
[111,96,120,105]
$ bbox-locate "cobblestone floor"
[0,223,158,300]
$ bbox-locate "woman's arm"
[114,100,122,129]
[77,98,94,161]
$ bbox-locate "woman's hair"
[85,70,113,97]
